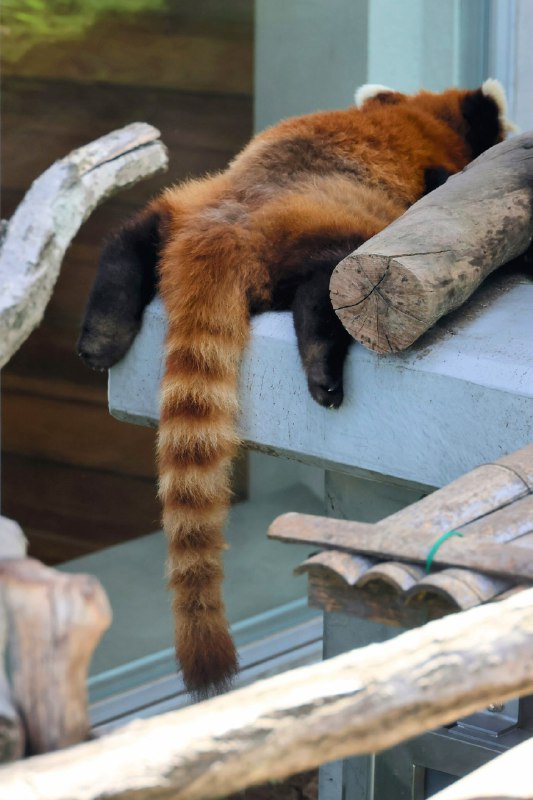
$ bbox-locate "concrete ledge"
[109,277,533,490]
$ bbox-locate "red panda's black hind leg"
[292,264,352,409]
[77,210,162,370]
[423,166,452,195]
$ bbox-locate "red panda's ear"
[481,78,519,135]
[460,79,516,158]
[354,83,404,108]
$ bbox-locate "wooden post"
[0,587,532,800]
[330,132,533,353]
[0,559,111,755]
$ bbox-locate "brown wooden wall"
[1,6,253,565]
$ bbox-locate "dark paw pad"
[307,371,344,409]
[77,323,136,371]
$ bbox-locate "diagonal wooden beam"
[0,587,533,800]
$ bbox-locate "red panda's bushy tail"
[156,202,253,697]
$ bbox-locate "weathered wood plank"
[271,445,533,581]
[269,511,533,581]
[330,132,533,353]
[1,587,533,800]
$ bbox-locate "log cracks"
[330,132,533,353]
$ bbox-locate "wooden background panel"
[2,1,253,95]
[1,8,253,565]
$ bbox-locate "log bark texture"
[429,737,533,799]
[330,131,533,353]
[0,559,111,754]
[0,599,25,763]
[270,442,533,581]
[0,587,532,800]
[0,519,28,762]
[0,122,168,368]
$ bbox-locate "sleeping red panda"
[78,79,514,697]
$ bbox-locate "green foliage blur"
[1,0,167,61]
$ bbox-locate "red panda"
[78,80,514,697]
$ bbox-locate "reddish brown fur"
[154,87,504,695]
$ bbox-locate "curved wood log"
[0,598,24,763]
[0,520,27,762]
[0,559,111,755]
[330,132,533,353]
[0,123,168,368]
[0,587,533,800]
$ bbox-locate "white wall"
[514,0,533,131]
[255,0,490,131]
[489,0,533,132]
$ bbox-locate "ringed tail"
[157,198,252,696]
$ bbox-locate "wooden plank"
[272,447,533,580]
[459,492,533,541]
[2,587,533,799]
[269,512,533,581]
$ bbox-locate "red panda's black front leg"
[292,264,352,409]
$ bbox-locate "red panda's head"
[355,79,517,160]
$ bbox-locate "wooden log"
[0,596,25,763]
[330,132,533,353]
[0,122,168,368]
[270,443,533,581]
[0,559,111,754]
[0,518,28,761]
[1,587,533,800]
[429,737,533,800]
[269,511,533,581]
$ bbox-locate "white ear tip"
[481,78,519,134]
[355,83,395,107]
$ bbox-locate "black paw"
[77,323,136,371]
[307,367,344,409]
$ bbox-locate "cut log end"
[330,253,430,353]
